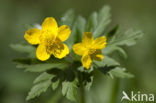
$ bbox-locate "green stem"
[110,79,119,103]
[79,72,85,103]
[80,84,85,103]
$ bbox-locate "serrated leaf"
[13,58,33,65]
[65,23,77,50]
[10,44,36,57]
[76,16,86,39]
[16,63,29,69]
[87,12,98,32]
[52,79,60,90]
[94,56,120,75]
[13,57,68,65]
[61,9,75,27]
[103,28,143,59]
[26,79,51,100]
[93,5,111,37]
[103,45,127,58]
[109,29,143,46]
[109,67,134,78]
[65,16,86,50]
[25,63,68,72]
[62,79,77,101]
[94,56,119,67]
[34,72,54,84]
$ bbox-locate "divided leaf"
[87,12,98,32]
[109,29,143,46]
[103,45,127,58]
[104,28,143,58]
[109,67,134,78]
[94,56,119,67]
[26,79,51,100]
[33,72,54,84]
[65,22,77,50]
[10,44,36,57]
[52,79,60,90]
[62,79,77,101]
[61,9,75,27]
[94,56,119,75]
[65,16,86,50]
[27,72,56,100]
[94,56,134,78]
[93,5,111,37]
[76,16,86,39]
[25,63,68,72]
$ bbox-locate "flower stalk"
[79,72,86,103]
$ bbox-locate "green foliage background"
[0,0,156,103]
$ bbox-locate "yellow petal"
[82,32,94,46]
[91,50,104,61]
[81,55,92,69]
[36,44,50,61]
[93,36,107,49]
[73,43,86,56]
[24,28,41,45]
[52,39,69,59]
[58,25,71,42]
[42,17,58,34]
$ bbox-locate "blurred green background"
[0,0,156,103]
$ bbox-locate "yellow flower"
[73,32,107,69]
[24,17,71,61]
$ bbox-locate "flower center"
[88,48,96,54]
[40,30,57,44]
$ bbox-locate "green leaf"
[27,72,55,100]
[13,57,68,65]
[13,58,34,65]
[103,45,127,58]
[103,29,143,58]
[65,23,77,50]
[76,16,86,39]
[25,63,68,72]
[62,79,77,101]
[85,76,93,90]
[93,5,111,37]
[26,79,51,100]
[98,65,118,75]
[109,29,143,46]
[61,9,75,27]
[34,72,54,84]
[65,16,86,50]
[10,44,36,57]
[109,67,134,78]
[94,56,119,67]
[16,63,29,69]
[94,56,120,75]
[52,79,60,90]
[87,12,98,32]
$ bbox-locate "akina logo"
[121,91,155,102]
